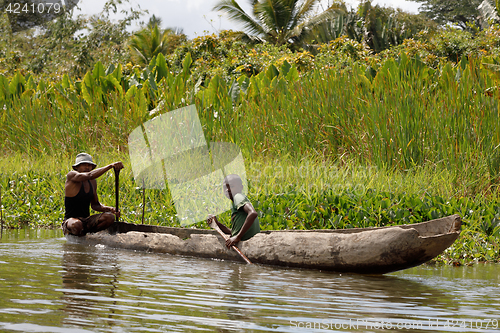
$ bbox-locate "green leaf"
[147,55,156,72]
[380,198,390,209]
[112,64,123,82]
[92,61,105,81]
[125,85,138,100]
[280,60,291,77]
[286,64,299,82]
[228,80,240,105]
[9,72,25,96]
[82,71,102,105]
[460,54,468,70]
[25,76,36,91]
[36,78,47,92]
[247,76,260,99]
[237,75,250,93]
[182,52,192,81]
[0,74,10,100]
[81,72,93,105]
[61,74,71,90]
[155,53,169,82]
[105,63,116,76]
[266,64,279,81]
[102,75,122,94]
[148,72,158,94]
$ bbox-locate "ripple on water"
[0,233,500,332]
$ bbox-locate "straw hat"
[72,153,97,170]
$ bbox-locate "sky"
[73,0,422,39]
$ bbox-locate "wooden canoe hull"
[66,214,461,274]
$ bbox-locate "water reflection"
[61,243,120,330]
[182,260,458,332]
[0,232,499,332]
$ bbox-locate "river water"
[0,229,499,333]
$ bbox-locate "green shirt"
[230,193,260,241]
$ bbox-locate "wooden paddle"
[114,167,121,222]
[208,216,252,264]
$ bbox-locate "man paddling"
[208,174,260,248]
[62,153,124,236]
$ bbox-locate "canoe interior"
[107,214,462,239]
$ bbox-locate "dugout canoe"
[65,214,462,274]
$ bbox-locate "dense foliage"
[411,0,482,29]
[1,1,500,265]
[0,0,144,78]
[0,0,437,78]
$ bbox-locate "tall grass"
[196,56,500,196]
[0,152,490,227]
[0,56,498,198]
[0,88,148,155]
[2,55,499,187]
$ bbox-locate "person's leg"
[62,218,84,236]
[96,212,115,231]
[83,213,115,234]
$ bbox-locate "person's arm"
[68,162,124,183]
[225,203,257,248]
[73,162,122,217]
[89,179,120,217]
[89,180,114,212]
[207,214,231,234]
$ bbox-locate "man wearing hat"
[62,153,124,236]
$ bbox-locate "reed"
[1,56,499,190]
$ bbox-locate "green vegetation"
[1,0,500,265]
[412,0,482,29]
[0,0,144,78]
[128,15,187,67]
[212,0,343,47]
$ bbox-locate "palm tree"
[128,25,169,66]
[128,16,186,66]
[147,14,163,30]
[213,0,344,47]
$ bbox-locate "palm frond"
[255,0,288,31]
[239,32,266,44]
[301,4,344,30]
[213,0,266,36]
[214,0,344,47]
[128,25,171,66]
[284,0,317,33]
[294,0,318,22]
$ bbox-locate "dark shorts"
[62,214,103,236]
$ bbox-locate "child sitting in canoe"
[208,174,260,248]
